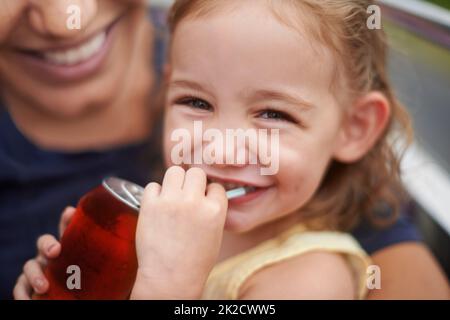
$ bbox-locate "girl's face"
[0,0,150,117]
[164,3,348,233]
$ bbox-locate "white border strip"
[401,142,450,235]
[378,0,450,28]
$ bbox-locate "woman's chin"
[28,87,116,119]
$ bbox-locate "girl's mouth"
[207,176,271,205]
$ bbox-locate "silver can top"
[102,177,144,211]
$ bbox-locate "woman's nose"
[27,0,97,38]
[0,1,28,41]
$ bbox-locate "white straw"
[226,187,247,200]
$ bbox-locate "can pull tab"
[121,182,143,208]
[102,177,145,211]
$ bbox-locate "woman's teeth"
[43,32,106,66]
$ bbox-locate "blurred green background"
[425,0,450,10]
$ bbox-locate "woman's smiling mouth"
[13,16,123,82]
[36,31,107,66]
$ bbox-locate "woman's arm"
[367,242,449,299]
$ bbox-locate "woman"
[0,0,163,299]
[1,0,447,300]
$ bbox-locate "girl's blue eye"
[259,109,296,123]
[176,97,212,111]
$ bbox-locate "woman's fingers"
[37,234,61,259]
[59,206,76,237]
[13,233,61,300]
[13,274,33,300]
[22,259,49,295]
[183,167,207,197]
[13,207,72,301]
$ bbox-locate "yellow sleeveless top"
[202,224,371,300]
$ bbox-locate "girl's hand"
[13,207,75,300]
[131,166,228,300]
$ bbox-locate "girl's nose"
[27,0,97,38]
[201,127,259,168]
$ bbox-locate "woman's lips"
[13,18,121,83]
[41,31,107,65]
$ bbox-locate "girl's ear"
[333,91,391,163]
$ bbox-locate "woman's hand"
[13,207,75,300]
[131,166,228,300]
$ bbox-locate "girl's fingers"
[13,274,33,300]
[183,167,207,197]
[206,183,227,208]
[22,259,49,295]
[59,206,76,237]
[160,166,186,196]
[144,182,162,197]
[36,234,61,259]
[142,182,161,206]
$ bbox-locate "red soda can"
[33,177,144,300]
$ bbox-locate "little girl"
[131,0,412,300]
[19,0,413,300]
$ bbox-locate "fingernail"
[47,244,56,253]
[35,278,44,288]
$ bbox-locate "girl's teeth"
[224,182,242,190]
[208,179,258,192]
[43,32,106,66]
